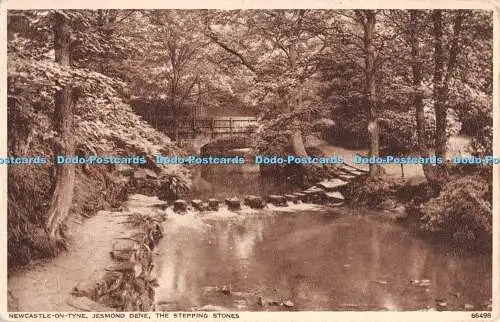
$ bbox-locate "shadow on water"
[155,165,492,311]
[186,165,299,200]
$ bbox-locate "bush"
[469,125,492,156]
[343,176,400,208]
[419,176,492,248]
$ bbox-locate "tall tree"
[409,10,427,156]
[432,10,465,158]
[355,10,383,176]
[45,11,78,245]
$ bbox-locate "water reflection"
[187,166,296,200]
[156,165,491,311]
[155,211,491,311]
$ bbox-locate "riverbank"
[8,194,167,312]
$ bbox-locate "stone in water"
[208,199,220,211]
[267,195,287,207]
[325,191,345,203]
[225,198,241,211]
[292,192,307,202]
[173,200,188,213]
[244,195,265,209]
[191,199,204,211]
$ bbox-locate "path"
[8,212,127,311]
[318,136,471,179]
[318,144,424,178]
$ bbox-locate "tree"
[44,11,79,245]
[355,10,383,176]
[328,10,385,176]
[408,10,427,156]
[432,10,465,159]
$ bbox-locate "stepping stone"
[208,198,220,211]
[225,198,241,211]
[292,192,306,202]
[317,179,348,191]
[267,195,287,207]
[339,174,356,180]
[303,188,323,197]
[340,168,358,175]
[311,193,326,204]
[284,194,299,204]
[305,186,324,192]
[301,190,316,203]
[325,191,345,203]
[303,188,326,204]
[191,199,204,211]
[173,199,188,213]
[244,195,266,209]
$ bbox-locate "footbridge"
[164,116,258,153]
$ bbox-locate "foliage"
[343,176,400,208]
[89,212,164,311]
[7,10,192,268]
[419,176,492,248]
[451,82,492,155]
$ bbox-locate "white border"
[0,1,498,321]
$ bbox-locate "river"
[154,165,492,311]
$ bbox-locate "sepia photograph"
[2,3,497,320]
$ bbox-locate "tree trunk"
[362,10,382,177]
[288,41,309,159]
[290,131,308,157]
[409,10,427,157]
[45,11,76,244]
[410,10,437,185]
[425,11,465,186]
[174,115,180,141]
[432,10,447,159]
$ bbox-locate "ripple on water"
[153,206,492,312]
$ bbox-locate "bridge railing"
[162,116,258,139]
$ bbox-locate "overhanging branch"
[206,28,258,74]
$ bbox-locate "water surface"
[155,165,491,311]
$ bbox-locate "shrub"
[343,176,400,208]
[419,176,492,248]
